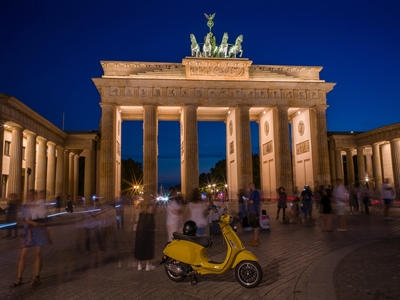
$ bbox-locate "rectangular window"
[22,147,26,160]
[4,141,11,156]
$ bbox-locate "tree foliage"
[121,158,143,194]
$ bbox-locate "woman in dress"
[10,190,51,288]
[134,202,156,271]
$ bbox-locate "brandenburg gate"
[93,16,335,202]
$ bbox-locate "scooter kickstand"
[190,274,198,285]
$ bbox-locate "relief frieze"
[296,140,310,155]
[189,66,245,78]
[262,140,273,155]
[109,87,120,96]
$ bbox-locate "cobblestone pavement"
[0,202,399,300]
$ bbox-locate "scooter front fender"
[232,250,259,268]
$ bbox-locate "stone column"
[24,131,37,196]
[55,146,64,195]
[357,146,366,185]
[335,150,344,180]
[372,142,382,187]
[46,142,56,196]
[346,149,355,185]
[314,106,331,186]
[390,139,400,195]
[0,120,4,198]
[73,154,79,201]
[84,148,94,202]
[69,153,74,199]
[63,150,69,197]
[236,105,253,189]
[99,103,116,202]
[274,107,292,194]
[328,141,336,185]
[36,137,47,192]
[365,152,373,178]
[143,105,158,204]
[8,125,23,199]
[181,105,199,200]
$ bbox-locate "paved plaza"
[0,202,399,300]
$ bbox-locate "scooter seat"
[172,232,213,248]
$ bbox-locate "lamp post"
[224,184,228,202]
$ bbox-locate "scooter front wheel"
[165,259,187,282]
[235,260,263,288]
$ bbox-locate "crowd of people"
[1,177,396,288]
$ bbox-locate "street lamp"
[212,184,216,201]
[224,184,228,202]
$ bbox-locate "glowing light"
[0,222,17,229]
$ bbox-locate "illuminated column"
[73,154,79,201]
[36,137,47,192]
[390,139,400,193]
[372,142,382,187]
[55,146,64,195]
[236,105,252,189]
[357,146,366,184]
[46,142,56,196]
[68,153,74,199]
[335,149,344,180]
[314,105,331,185]
[84,148,94,202]
[99,103,116,202]
[25,131,37,195]
[181,105,199,199]
[365,151,373,177]
[143,105,158,204]
[63,150,69,197]
[274,107,292,194]
[328,141,336,185]
[346,149,355,185]
[8,125,23,199]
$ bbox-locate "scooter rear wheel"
[165,259,187,282]
[235,260,263,288]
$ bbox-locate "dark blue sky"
[1,0,399,185]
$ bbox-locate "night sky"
[1,0,399,186]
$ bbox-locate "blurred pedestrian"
[2,193,20,239]
[348,184,358,214]
[55,192,63,215]
[237,186,247,222]
[66,195,74,213]
[188,188,208,235]
[165,187,183,243]
[247,183,261,246]
[333,178,348,231]
[276,186,287,221]
[134,202,156,271]
[320,188,333,232]
[9,190,51,288]
[381,178,394,220]
[84,209,104,254]
[301,185,313,219]
[115,192,125,229]
[360,185,371,215]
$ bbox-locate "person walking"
[188,188,208,235]
[276,187,287,221]
[301,185,313,219]
[9,190,51,288]
[165,188,183,243]
[333,178,348,231]
[134,202,156,271]
[381,178,394,220]
[247,183,261,246]
[320,188,333,232]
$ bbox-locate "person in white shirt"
[333,178,348,231]
[165,188,183,243]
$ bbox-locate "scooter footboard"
[232,250,258,268]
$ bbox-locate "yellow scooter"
[160,214,263,288]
